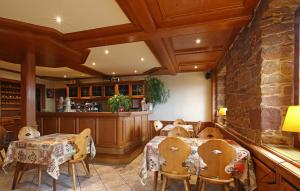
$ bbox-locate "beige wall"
[149,72,212,122]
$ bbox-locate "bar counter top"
[37,111,149,117]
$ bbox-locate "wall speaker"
[205,71,211,79]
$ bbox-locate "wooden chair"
[198,127,223,139]
[168,126,190,138]
[67,128,91,191]
[18,126,40,140]
[173,118,186,126]
[158,137,192,191]
[154,120,163,132]
[17,126,42,185]
[193,121,202,137]
[197,139,236,191]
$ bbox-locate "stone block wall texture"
[216,0,298,143]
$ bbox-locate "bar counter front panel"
[36,112,149,156]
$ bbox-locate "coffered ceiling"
[0,0,260,78]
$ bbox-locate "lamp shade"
[282,106,300,132]
[218,107,227,116]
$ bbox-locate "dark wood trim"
[143,67,163,75]
[294,8,300,148]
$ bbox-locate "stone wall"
[215,0,299,143]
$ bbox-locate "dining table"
[139,136,257,191]
[159,124,194,136]
[2,133,96,191]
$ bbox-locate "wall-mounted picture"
[46,88,54,98]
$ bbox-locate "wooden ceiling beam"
[145,39,176,75]
[116,0,156,32]
[66,15,251,49]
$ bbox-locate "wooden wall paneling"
[134,116,142,140]
[281,179,298,191]
[253,157,276,191]
[42,117,58,135]
[121,117,135,144]
[59,117,76,134]
[78,117,96,142]
[141,115,149,142]
[98,118,117,147]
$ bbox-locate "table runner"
[3,133,96,180]
[139,136,257,191]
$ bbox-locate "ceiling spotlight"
[140,57,144,62]
[55,16,62,23]
[104,50,109,54]
[194,65,198,69]
[112,72,116,75]
[134,70,137,73]
[92,62,96,66]
[195,38,201,44]
[63,74,67,78]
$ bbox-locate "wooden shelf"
[0,108,21,111]
[1,103,21,105]
[0,97,21,100]
[0,91,20,95]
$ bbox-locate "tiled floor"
[0,155,223,191]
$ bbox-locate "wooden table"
[3,133,95,190]
[139,136,257,191]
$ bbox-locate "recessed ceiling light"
[134,70,137,73]
[194,65,198,69]
[104,50,109,54]
[92,62,96,66]
[195,38,201,44]
[140,57,144,62]
[55,16,62,23]
[112,72,116,75]
[63,74,67,78]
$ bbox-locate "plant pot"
[118,106,125,112]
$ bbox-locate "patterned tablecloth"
[139,136,257,191]
[3,133,96,180]
[160,124,194,136]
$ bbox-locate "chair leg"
[81,160,90,176]
[224,184,230,191]
[183,178,190,191]
[71,163,77,191]
[161,176,168,191]
[38,166,42,186]
[17,164,27,184]
[201,181,205,191]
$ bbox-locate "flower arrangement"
[108,94,131,112]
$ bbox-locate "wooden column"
[21,49,37,127]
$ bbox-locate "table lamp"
[282,106,300,132]
[218,107,227,125]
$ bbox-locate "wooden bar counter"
[36,111,149,164]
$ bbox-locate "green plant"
[144,76,169,107]
[108,94,131,112]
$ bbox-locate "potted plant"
[108,94,131,112]
[144,76,169,110]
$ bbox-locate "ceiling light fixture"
[140,57,144,62]
[134,70,137,73]
[92,62,96,66]
[105,50,109,54]
[55,16,62,23]
[194,66,198,69]
[63,74,67,78]
[112,72,116,75]
[195,38,201,44]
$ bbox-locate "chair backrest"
[158,137,192,175]
[0,126,7,146]
[198,127,223,139]
[173,118,185,126]
[18,126,40,140]
[168,126,190,138]
[198,139,236,179]
[73,128,91,161]
[193,121,202,137]
[154,120,163,132]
